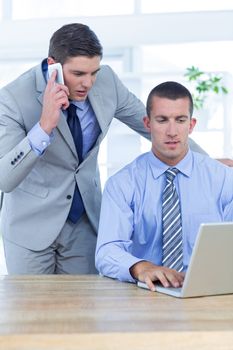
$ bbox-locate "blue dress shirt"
[95,150,233,282]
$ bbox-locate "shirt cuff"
[119,255,144,283]
[27,122,53,156]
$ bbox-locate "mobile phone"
[48,63,64,84]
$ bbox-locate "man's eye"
[157,119,167,123]
[177,118,186,123]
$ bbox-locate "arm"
[188,137,208,155]
[216,158,233,167]
[95,175,144,282]
[0,71,69,192]
[95,178,184,287]
[0,91,38,192]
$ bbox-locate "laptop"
[137,222,233,298]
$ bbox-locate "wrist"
[39,120,54,135]
[130,260,147,279]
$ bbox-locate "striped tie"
[162,168,183,272]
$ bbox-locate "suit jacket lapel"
[88,87,109,136]
[56,110,78,158]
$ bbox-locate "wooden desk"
[0,275,232,349]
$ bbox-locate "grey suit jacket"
[0,62,205,250]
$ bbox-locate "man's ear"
[47,57,56,66]
[143,116,151,131]
[189,117,197,135]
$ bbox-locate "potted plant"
[184,66,228,130]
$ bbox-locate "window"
[0,61,38,88]
[141,0,233,13]
[12,0,134,20]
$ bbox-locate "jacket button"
[66,195,72,200]
[20,151,24,156]
[11,161,15,165]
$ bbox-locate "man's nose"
[166,122,177,136]
[82,75,94,89]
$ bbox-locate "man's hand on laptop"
[130,261,185,292]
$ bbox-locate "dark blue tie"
[66,103,85,223]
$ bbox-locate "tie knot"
[165,168,179,182]
[67,103,77,119]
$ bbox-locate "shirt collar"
[72,99,90,112]
[148,149,193,179]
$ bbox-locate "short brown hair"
[48,23,103,64]
[146,81,193,117]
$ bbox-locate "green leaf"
[210,76,221,83]
[193,95,205,110]
[184,66,204,81]
[221,86,228,94]
[196,81,209,93]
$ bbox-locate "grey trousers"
[3,214,97,274]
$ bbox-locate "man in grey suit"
[0,23,207,274]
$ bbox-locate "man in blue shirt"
[95,81,233,290]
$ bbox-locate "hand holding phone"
[40,62,69,134]
[48,63,64,84]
